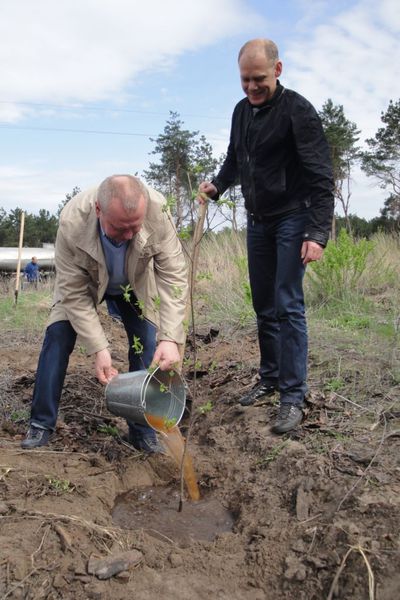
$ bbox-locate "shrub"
[306,229,374,303]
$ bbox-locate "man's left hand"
[152,341,180,371]
[301,240,324,265]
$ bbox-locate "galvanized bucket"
[105,367,185,432]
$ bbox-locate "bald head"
[97,174,149,213]
[238,38,282,106]
[238,39,279,63]
[95,175,149,243]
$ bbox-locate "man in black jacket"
[199,38,334,433]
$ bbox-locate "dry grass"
[192,230,400,408]
[360,232,400,297]
[193,230,255,331]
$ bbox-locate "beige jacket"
[48,184,188,355]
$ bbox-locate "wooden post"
[14,211,25,306]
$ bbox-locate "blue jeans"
[105,298,122,321]
[246,209,308,406]
[30,294,157,438]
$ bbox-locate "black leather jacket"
[212,83,334,246]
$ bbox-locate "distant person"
[24,256,39,285]
[21,175,188,451]
[198,39,334,433]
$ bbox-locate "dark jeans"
[247,209,308,406]
[30,294,157,439]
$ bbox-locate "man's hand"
[152,341,180,371]
[95,348,118,384]
[301,240,324,265]
[197,182,217,204]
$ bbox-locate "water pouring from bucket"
[105,367,200,501]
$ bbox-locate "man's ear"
[275,61,283,78]
[95,201,101,217]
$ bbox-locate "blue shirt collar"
[98,220,128,248]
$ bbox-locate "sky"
[0,0,399,220]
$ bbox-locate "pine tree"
[143,112,217,231]
[361,99,400,226]
[57,186,81,218]
[319,99,360,234]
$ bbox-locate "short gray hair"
[97,175,149,212]
[238,39,279,63]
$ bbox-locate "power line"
[0,100,228,121]
[0,122,228,142]
[0,123,153,137]
[0,100,383,134]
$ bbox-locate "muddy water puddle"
[112,486,234,546]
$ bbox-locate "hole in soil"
[112,486,235,546]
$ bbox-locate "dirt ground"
[1,311,399,600]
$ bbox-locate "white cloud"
[206,128,231,161]
[0,155,155,214]
[0,0,259,121]
[0,165,84,213]
[284,0,400,141]
[280,0,399,218]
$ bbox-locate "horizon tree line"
[1,99,399,247]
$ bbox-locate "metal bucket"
[105,367,186,431]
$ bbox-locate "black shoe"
[128,422,165,454]
[131,436,164,454]
[239,382,277,406]
[21,426,51,449]
[271,404,303,434]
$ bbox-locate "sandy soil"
[1,313,399,600]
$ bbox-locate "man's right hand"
[95,348,118,385]
[198,182,217,204]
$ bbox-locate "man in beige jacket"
[21,175,188,451]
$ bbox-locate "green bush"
[306,229,374,302]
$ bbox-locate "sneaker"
[239,382,277,406]
[130,435,164,454]
[21,426,51,449]
[128,424,163,454]
[271,404,303,434]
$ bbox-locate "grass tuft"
[0,288,52,334]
